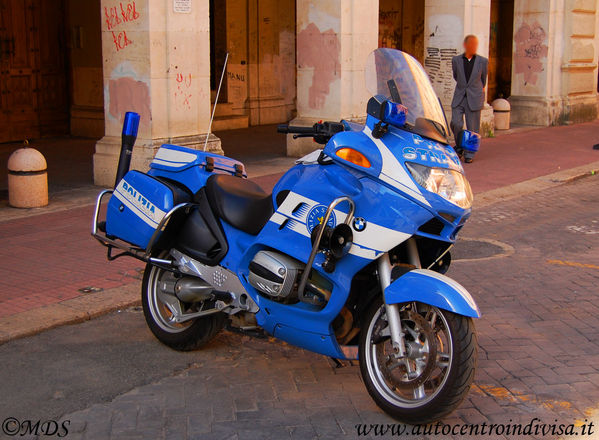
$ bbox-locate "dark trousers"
[451,96,481,135]
[451,96,481,159]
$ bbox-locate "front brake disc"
[379,308,437,390]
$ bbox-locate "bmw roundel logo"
[306,204,336,233]
[353,217,367,232]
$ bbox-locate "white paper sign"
[173,0,191,13]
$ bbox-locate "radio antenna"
[204,52,229,151]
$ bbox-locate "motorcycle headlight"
[406,162,473,209]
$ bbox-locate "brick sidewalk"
[0,206,143,318]
[0,121,597,322]
[465,120,599,193]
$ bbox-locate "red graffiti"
[174,73,193,109]
[297,23,340,110]
[120,1,140,23]
[112,30,133,51]
[176,73,192,87]
[514,21,548,86]
[104,1,139,31]
[104,6,122,30]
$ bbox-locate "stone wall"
[509,0,599,126]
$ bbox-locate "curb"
[0,282,141,345]
[0,160,598,344]
[474,160,599,208]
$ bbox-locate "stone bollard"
[7,144,48,208]
[491,98,511,130]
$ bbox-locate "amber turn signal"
[335,148,371,168]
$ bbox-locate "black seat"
[205,174,274,235]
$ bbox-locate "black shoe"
[465,157,473,163]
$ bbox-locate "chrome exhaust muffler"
[173,277,233,304]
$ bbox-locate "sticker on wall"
[173,0,191,13]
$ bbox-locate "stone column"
[287,0,379,157]
[93,0,221,187]
[509,0,599,126]
[423,0,494,137]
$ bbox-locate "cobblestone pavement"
[7,174,591,439]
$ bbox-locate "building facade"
[0,0,598,185]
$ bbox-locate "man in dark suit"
[451,35,488,163]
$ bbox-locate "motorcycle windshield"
[365,48,449,141]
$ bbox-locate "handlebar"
[277,124,316,134]
[276,121,345,144]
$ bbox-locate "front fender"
[384,269,480,318]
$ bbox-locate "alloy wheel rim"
[365,303,453,408]
[147,264,192,333]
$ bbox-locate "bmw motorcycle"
[92,48,480,423]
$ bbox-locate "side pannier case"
[105,170,189,249]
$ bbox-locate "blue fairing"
[384,269,480,318]
[219,162,433,359]
[323,116,470,243]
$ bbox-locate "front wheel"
[359,299,477,424]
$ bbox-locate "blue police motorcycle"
[93,48,480,423]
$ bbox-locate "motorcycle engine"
[248,251,303,299]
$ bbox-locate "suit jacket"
[451,54,488,111]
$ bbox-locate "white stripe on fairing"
[269,212,287,225]
[268,191,411,260]
[411,269,479,312]
[152,159,187,168]
[155,148,197,163]
[362,126,430,207]
[348,244,381,260]
[275,192,319,223]
[356,220,410,253]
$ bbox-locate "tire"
[141,256,225,351]
[358,298,477,424]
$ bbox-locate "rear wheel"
[141,254,225,351]
[359,299,477,424]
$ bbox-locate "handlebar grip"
[289,125,318,134]
[278,124,317,134]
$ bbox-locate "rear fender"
[384,269,480,318]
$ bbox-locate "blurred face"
[464,37,478,57]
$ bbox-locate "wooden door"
[36,0,69,136]
[0,0,8,141]
[0,0,68,143]
[0,0,39,142]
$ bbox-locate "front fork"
[377,237,421,364]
